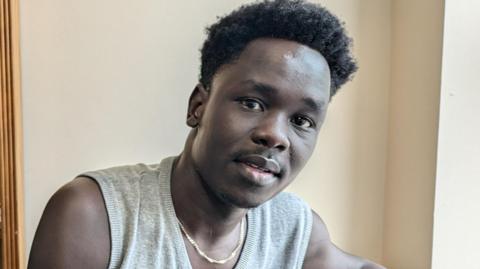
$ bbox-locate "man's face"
[189,38,331,208]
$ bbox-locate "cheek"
[290,135,317,172]
[197,104,251,151]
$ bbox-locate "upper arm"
[302,210,385,269]
[28,177,110,269]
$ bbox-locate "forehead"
[211,38,331,101]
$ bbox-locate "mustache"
[233,148,284,176]
[233,148,279,160]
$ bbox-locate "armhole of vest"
[297,198,313,269]
[80,171,121,269]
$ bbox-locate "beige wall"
[431,0,480,267]
[383,0,444,268]
[19,0,418,266]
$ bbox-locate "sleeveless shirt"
[81,156,313,269]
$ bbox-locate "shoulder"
[268,191,311,210]
[28,177,110,269]
[263,192,312,226]
[83,162,160,180]
[302,210,386,269]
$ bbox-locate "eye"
[238,98,264,111]
[291,115,315,129]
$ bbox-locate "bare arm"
[302,211,385,269]
[28,177,110,269]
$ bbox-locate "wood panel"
[0,0,25,268]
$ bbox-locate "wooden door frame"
[1,0,25,268]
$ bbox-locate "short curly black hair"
[200,0,357,97]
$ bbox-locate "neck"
[170,136,247,244]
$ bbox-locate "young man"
[29,1,385,268]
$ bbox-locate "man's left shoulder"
[267,192,311,211]
[262,192,312,226]
[269,191,309,206]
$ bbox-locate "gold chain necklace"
[178,218,245,264]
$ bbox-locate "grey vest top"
[81,156,312,269]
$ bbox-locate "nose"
[251,114,290,151]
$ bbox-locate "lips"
[236,154,281,177]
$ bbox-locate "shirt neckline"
[158,156,256,269]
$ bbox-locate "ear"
[186,84,209,128]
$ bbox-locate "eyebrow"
[246,80,276,96]
[302,97,324,112]
[243,80,325,112]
